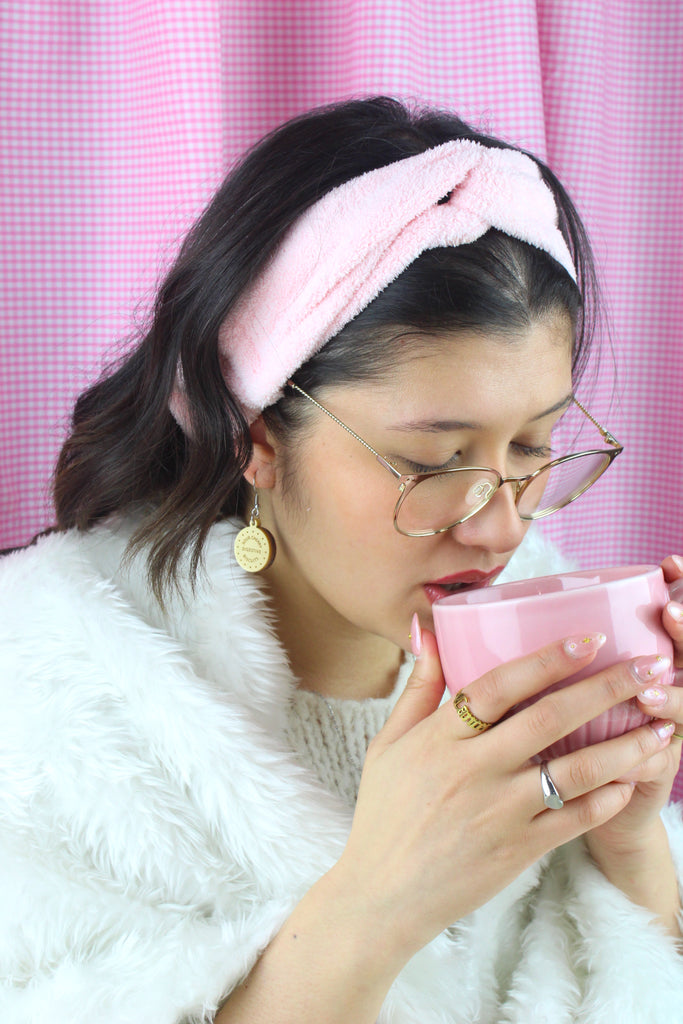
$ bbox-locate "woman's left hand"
[584,555,683,935]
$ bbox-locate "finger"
[662,600,683,668]
[636,669,682,716]
[494,654,672,767]
[439,631,608,738]
[660,554,683,585]
[615,744,680,785]
[378,627,445,747]
[528,719,676,813]
[534,782,635,847]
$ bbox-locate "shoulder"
[0,513,295,735]
[0,517,157,668]
[0,515,137,611]
[0,513,265,645]
[0,514,323,863]
[0,526,124,659]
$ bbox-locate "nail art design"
[639,687,667,705]
[410,613,422,658]
[630,655,672,684]
[653,721,675,742]
[563,633,607,659]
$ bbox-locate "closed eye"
[512,442,553,460]
[398,453,463,475]
[400,443,552,474]
[395,438,555,476]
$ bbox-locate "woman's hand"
[331,626,674,966]
[589,555,683,827]
[582,555,683,935]
[221,626,681,1024]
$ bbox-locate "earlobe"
[243,415,277,488]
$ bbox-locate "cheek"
[311,489,393,561]
[293,445,397,534]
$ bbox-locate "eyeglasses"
[287,381,623,537]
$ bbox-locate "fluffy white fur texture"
[0,518,681,1022]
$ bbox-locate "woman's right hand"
[218,635,674,1024]
[332,628,674,969]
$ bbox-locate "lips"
[423,567,504,605]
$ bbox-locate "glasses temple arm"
[573,398,622,449]
[287,381,403,479]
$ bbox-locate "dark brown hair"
[53,96,600,599]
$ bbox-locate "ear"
[243,415,277,489]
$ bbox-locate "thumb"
[380,625,445,746]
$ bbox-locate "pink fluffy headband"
[170,139,576,430]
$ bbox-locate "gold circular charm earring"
[233,478,276,572]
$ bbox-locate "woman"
[1,97,682,1023]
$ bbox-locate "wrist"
[216,863,410,1024]
[586,821,682,937]
[586,816,666,862]
[320,858,417,981]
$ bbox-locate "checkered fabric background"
[2,4,682,791]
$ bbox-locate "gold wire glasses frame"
[287,380,623,538]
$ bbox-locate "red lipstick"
[424,566,504,605]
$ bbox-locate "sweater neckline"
[283,657,413,805]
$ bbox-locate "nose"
[450,478,528,553]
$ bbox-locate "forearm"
[586,820,682,938]
[215,865,407,1024]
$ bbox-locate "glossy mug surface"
[433,565,674,759]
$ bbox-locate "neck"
[262,570,403,702]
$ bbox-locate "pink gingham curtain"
[2,3,682,795]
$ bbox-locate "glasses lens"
[396,469,500,534]
[517,451,613,517]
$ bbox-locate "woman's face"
[261,315,574,651]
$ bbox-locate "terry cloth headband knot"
[169,139,577,430]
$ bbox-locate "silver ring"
[540,761,564,810]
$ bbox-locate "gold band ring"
[453,690,494,733]
[673,733,683,741]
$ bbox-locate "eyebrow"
[388,393,574,433]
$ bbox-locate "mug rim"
[433,563,661,610]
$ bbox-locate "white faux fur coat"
[1,517,682,1023]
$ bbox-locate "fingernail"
[667,601,683,623]
[630,655,672,684]
[640,687,668,705]
[672,555,683,573]
[563,632,607,659]
[653,721,675,742]
[410,613,422,658]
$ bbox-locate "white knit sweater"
[285,677,405,805]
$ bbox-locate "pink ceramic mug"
[433,564,675,759]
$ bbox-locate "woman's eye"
[401,453,462,474]
[397,442,552,475]
[511,442,553,461]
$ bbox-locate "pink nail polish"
[667,601,683,623]
[410,613,422,658]
[640,687,667,705]
[653,721,675,742]
[630,655,672,684]
[563,632,607,659]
